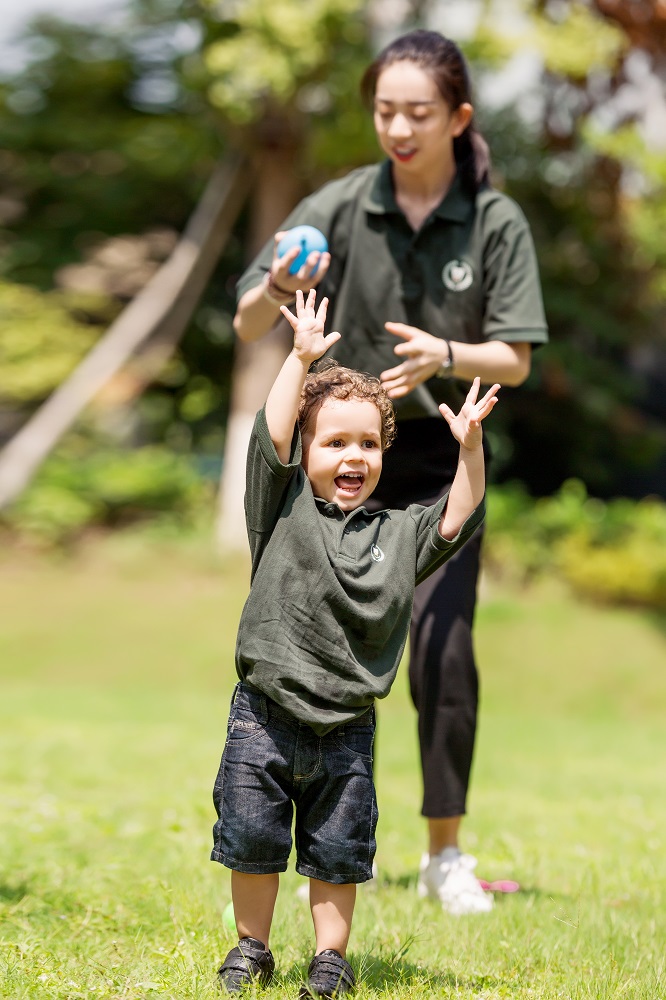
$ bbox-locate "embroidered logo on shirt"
[370,544,385,563]
[442,259,474,292]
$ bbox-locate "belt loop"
[237,681,269,725]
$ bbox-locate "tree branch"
[0,155,253,510]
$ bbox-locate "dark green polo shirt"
[238,163,548,418]
[236,407,485,735]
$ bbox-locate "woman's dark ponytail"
[454,128,491,192]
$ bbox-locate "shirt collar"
[314,497,388,518]
[362,160,474,224]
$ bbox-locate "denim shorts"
[211,683,377,884]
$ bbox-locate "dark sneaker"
[217,937,275,993]
[299,950,355,998]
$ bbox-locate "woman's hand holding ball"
[269,226,331,296]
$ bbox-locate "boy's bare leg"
[309,879,356,956]
[428,815,461,855]
[232,871,279,947]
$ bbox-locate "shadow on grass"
[282,956,510,994]
[0,880,31,904]
[364,956,503,992]
[376,872,416,891]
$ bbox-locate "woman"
[233,30,547,915]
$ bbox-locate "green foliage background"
[1,0,665,516]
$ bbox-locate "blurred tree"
[0,6,221,287]
[0,1,241,466]
[0,0,380,522]
[0,157,250,509]
[463,0,666,496]
[1,0,665,522]
[198,0,377,545]
[0,1,239,507]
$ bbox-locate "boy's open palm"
[439,377,500,450]
[280,289,341,363]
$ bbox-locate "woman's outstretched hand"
[439,377,500,450]
[381,322,449,397]
[280,289,341,363]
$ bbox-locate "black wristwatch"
[435,340,455,380]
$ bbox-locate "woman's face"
[373,60,472,177]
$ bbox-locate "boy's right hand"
[280,289,341,363]
[271,231,331,295]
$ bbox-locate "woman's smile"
[392,146,418,162]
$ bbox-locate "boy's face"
[301,398,383,511]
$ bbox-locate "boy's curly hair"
[298,360,396,450]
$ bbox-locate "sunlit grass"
[1,534,664,998]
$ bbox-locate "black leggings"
[368,417,484,818]
[409,524,482,816]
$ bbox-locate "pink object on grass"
[478,879,520,893]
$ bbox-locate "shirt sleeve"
[411,492,486,586]
[481,200,548,345]
[245,407,302,564]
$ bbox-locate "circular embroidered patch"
[442,259,474,292]
[370,544,385,563]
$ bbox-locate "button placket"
[338,510,361,561]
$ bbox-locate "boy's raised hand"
[439,377,500,450]
[280,289,340,364]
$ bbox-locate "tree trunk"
[593,0,666,52]
[215,135,306,551]
[0,156,252,511]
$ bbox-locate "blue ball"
[277,225,328,276]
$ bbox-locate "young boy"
[211,289,499,997]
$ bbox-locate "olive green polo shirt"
[237,163,548,418]
[236,407,485,735]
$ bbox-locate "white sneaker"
[417,848,493,915]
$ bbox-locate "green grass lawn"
[0,531,664,998]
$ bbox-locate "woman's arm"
[265,290,340,463]
[380,323,530,397]
[234,282,290,344]
[437,378,499,540]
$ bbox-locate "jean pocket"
[332,725,374,762]
[226,683,268,741]
[228,714,267,743]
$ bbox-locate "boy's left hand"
[280,289,341,363]
[439,377,500,450]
